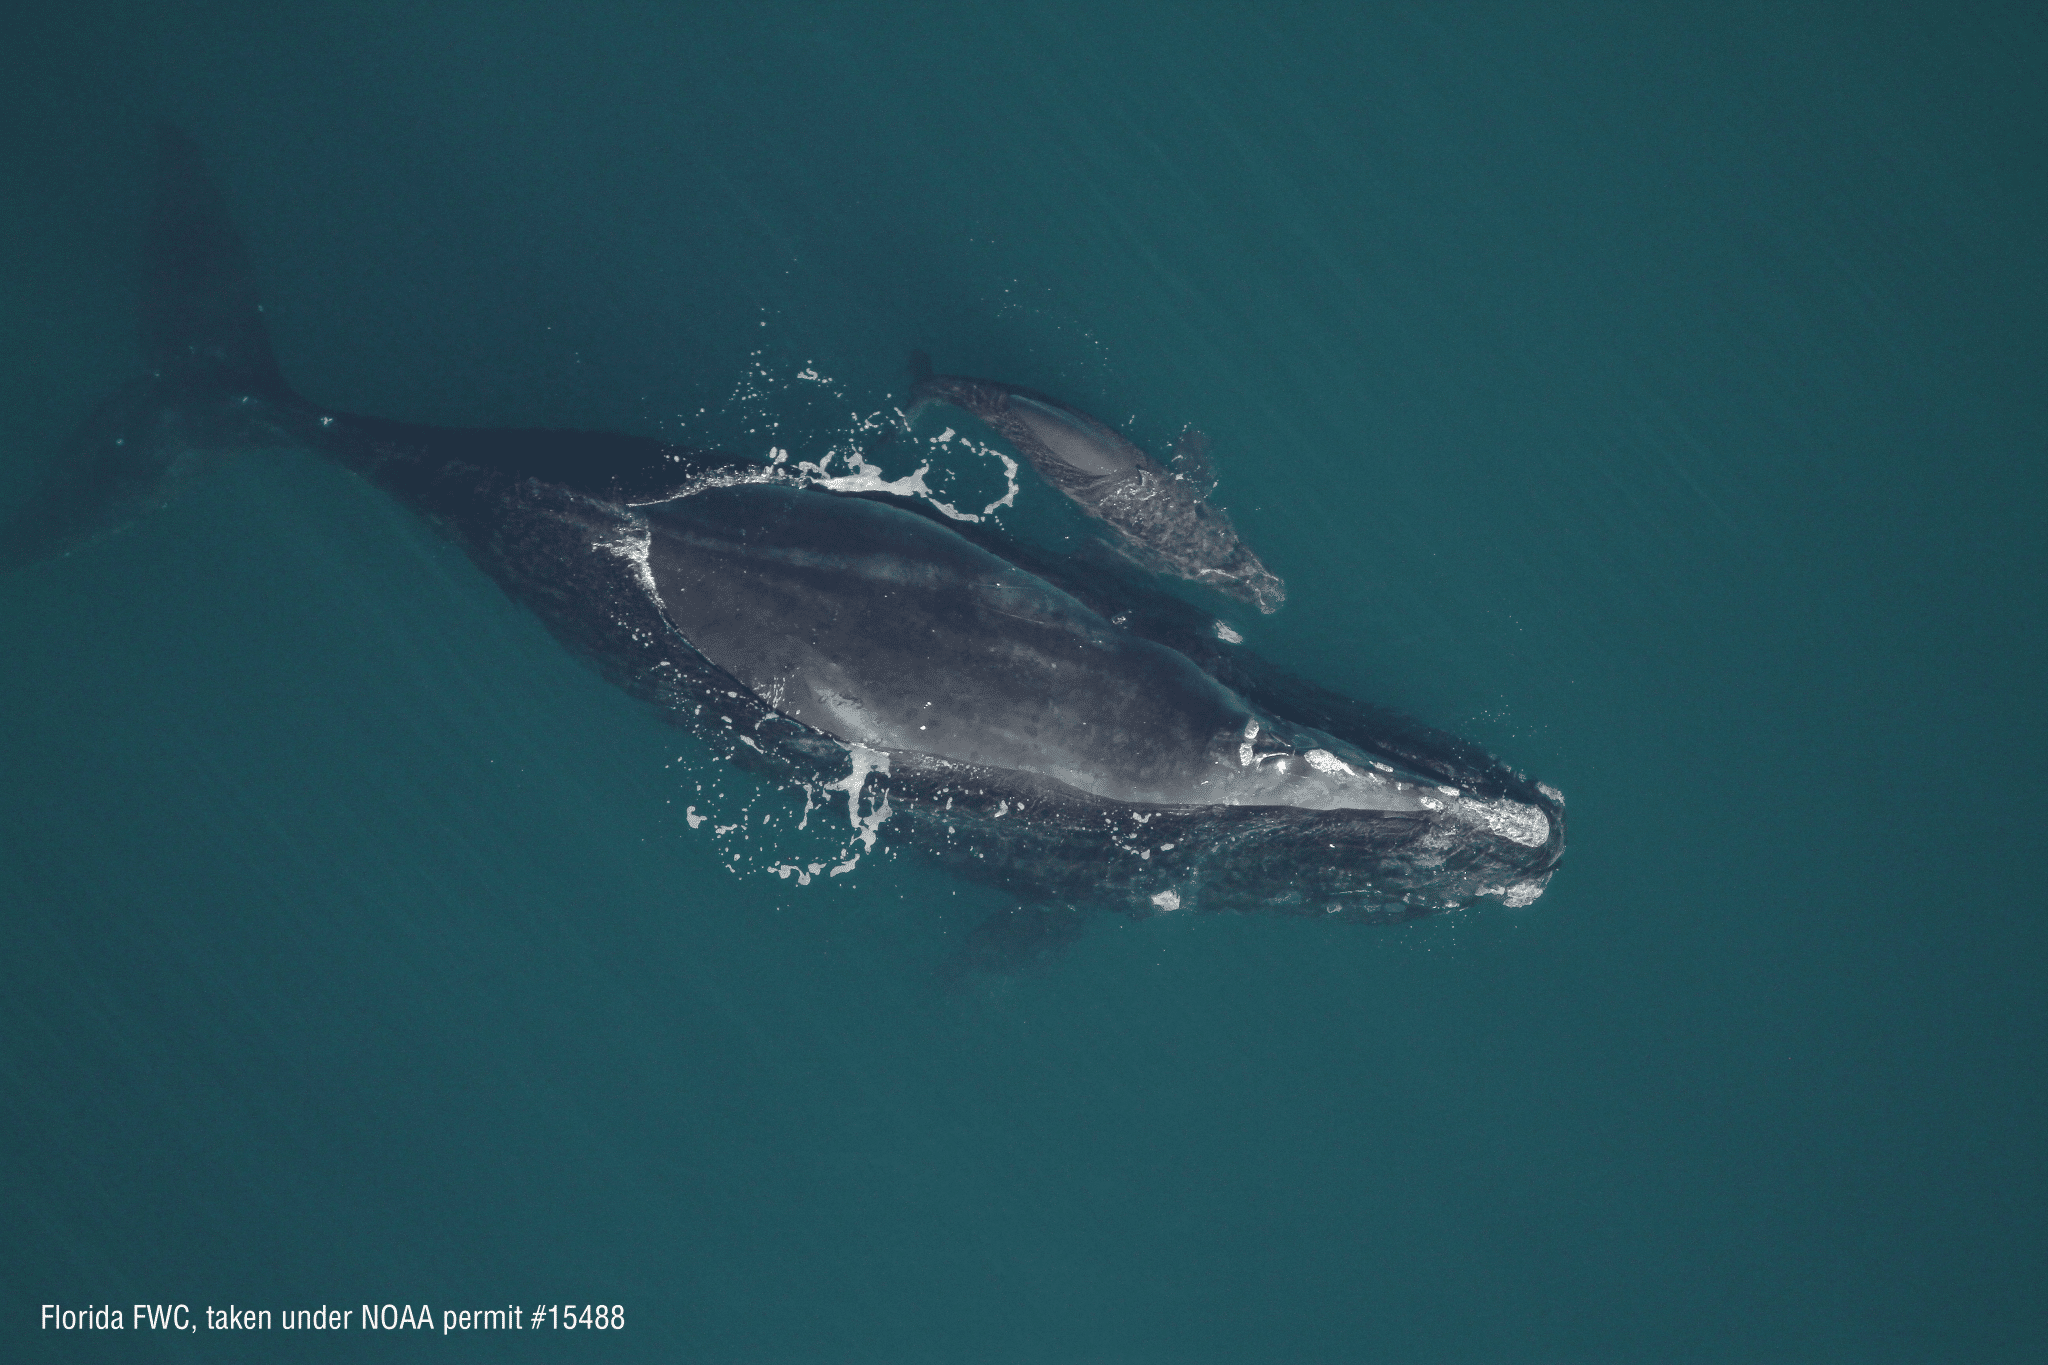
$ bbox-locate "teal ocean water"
[4,4,2043,1360]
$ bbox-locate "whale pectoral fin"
[941,903,1088,978]
[901,350,946,424]
[1171,428,1216,497]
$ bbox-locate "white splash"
[980,450,1021,514]
[822,744,893,851]
[1151,889,1181,912]
[592,518,661,603]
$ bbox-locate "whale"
[10,129,1565,946]
[906,354,1287,614]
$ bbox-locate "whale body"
[10,130,1566,934]
[907,354,1288,614]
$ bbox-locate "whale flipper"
[942,904,1088,979]
[1171,428,1217,499]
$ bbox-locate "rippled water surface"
[4,4,2043,1360]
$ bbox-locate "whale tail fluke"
[4,126,302,571]
[142,124,287,398]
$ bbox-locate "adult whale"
[9,129,1565,936]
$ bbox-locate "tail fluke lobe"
[5,128,297,570]
[1,376,204,571]
[142,124,285,395]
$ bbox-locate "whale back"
[646,483,1244,804]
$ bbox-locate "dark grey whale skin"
[16,129,1566,927]
[906,355,1287,615]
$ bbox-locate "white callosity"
[1460,796,1551,848]
[1210,713,1554,848]
[1209,715,1430,813]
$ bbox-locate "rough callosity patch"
[1408,822,1457,870]
[1460,796,1551,848]
[1091,467,1287,614]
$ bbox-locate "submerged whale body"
[906,354,1287,614]
[15,129,1565,931]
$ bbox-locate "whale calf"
[906,354,1286,614]
[10,130,1564,945]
